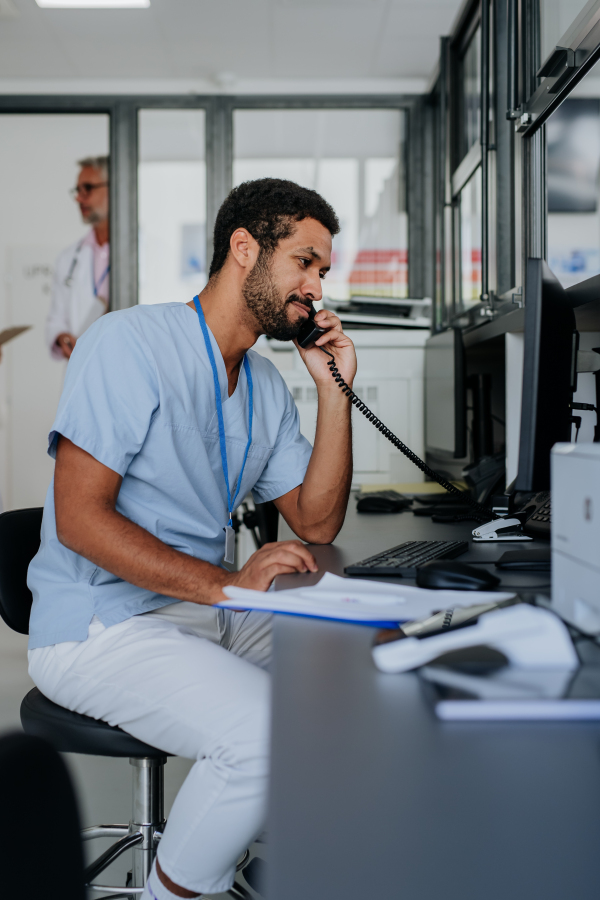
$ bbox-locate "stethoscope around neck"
[64,238,110,298]
[63,239,84,288]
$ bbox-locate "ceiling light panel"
[36,0,150,7]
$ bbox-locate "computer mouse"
[416,560,501,591]
[356,491,410,513]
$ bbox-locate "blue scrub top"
[27,303,312,649]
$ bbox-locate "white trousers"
[28,603,273,895]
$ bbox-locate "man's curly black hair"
[209,178,340,279]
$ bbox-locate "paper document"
[220,572,516,626]
[0,326,31,346]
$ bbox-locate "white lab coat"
[46,238,107,359]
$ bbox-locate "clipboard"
[0,326,32,346]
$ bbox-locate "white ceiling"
[0,0,465,93]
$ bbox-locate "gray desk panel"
[268,505,600,899]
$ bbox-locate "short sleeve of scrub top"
[48,313,159,475]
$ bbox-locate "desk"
[276,499,551,595]
[267,503,600,900]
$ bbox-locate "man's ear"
[229,228,259,270]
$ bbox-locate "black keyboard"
[344,540,469,577]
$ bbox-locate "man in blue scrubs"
[27,178,356,900]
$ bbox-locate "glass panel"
[0,113,109,508]
[233,109,408,302]
[547,93,600,287]
[460,25,481,161]
[459,168,482,308]
[138,110,206,306]
[540,0,591,66]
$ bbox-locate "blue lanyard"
[193,295,253,526]
[93,264,110,298]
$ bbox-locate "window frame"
[0,93,424,311]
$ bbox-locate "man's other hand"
[226,540,318,594]
[56,333,77,359]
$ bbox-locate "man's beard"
[242,251,306,341]
[81,209,105,225]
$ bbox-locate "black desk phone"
[296,305,491,519]
[518,491,552,538]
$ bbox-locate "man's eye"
[319,272,327,280]
[300,258,310,267]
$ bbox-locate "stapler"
[472,517,533,542]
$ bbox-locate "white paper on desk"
[220,572,516,625]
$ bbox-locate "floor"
[0,617,261,898]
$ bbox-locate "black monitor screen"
[516,259,577,492]
[425,328,466,459]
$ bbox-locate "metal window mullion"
[421,100,436,308]
[439,36,450,326]
[522,0,540,104]
[506,0,520,118]
[521,0,544,286]
[496,0,515,295]
[524,127,545,261]
[109,101,138,310]
[480,0,490,303]
[206,98,233,272]
[407,103,424,300]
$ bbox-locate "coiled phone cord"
[319,347,494,520]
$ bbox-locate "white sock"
[140,860,201,900]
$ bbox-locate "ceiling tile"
[374,2,461,77]
[271,6,384,78]
[0,0,464,82]
[153,0,272,79]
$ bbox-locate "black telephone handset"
[294,305,493,519]
[297,304,327,349]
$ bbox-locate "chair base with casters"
[21,688,254,899]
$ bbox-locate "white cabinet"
[253,329,428,488]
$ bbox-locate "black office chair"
[1,730,86,900]
[0,508,252,899]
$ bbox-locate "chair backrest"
[0,507,43,635]
[0,731,85,899]
[254,500,279,545]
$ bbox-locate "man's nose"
[300,269,323,303]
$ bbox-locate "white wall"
[0,114,108,509]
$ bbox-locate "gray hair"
[78,155,109,179]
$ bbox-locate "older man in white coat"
[46,156,110,360]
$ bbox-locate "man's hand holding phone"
[295,307,357,393]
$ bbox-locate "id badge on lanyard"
[193,295,253,565]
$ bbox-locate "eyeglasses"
[69,182,109,199]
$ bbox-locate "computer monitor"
[515,258,577,493]
[424,328,467,459]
